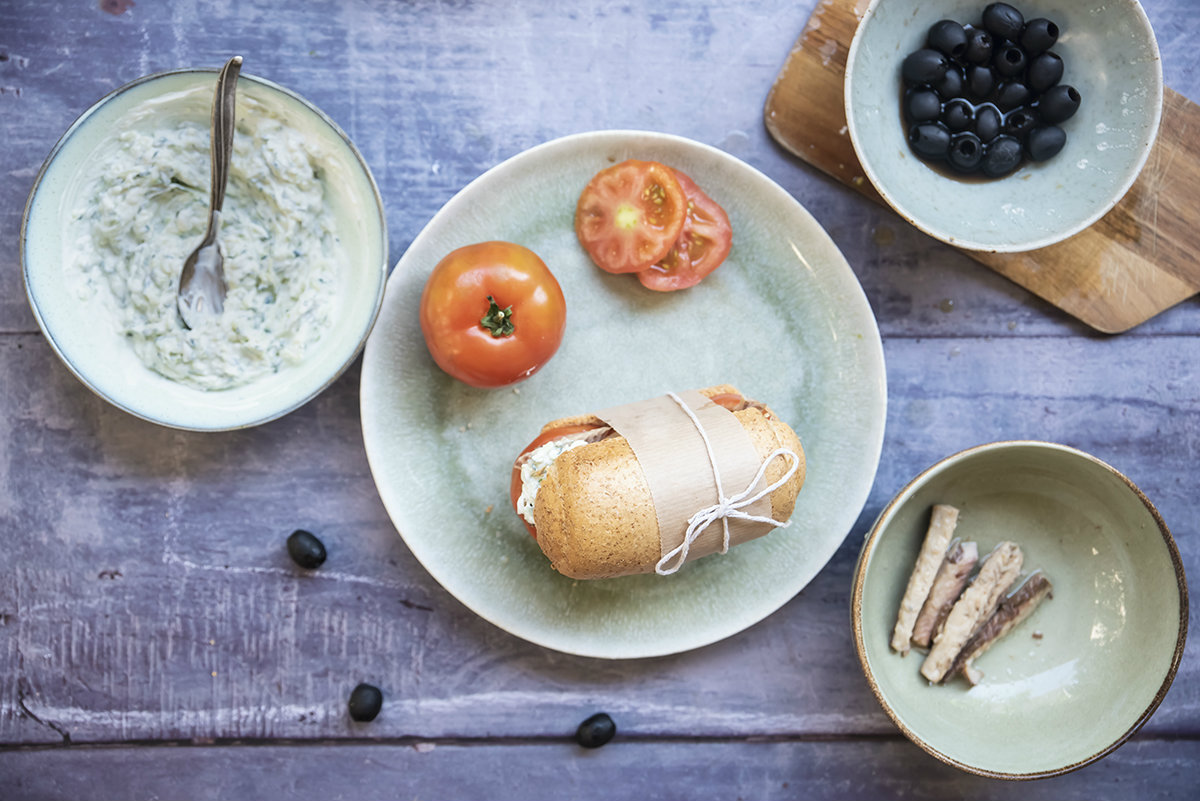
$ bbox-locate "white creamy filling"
[517,438,588,526]
[71,109,340,391]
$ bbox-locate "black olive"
[948,132,984,173]
[1027,125,1067,161]
[974,104,1002,143]
[993,42,1027,78]
[901,48,949,85]
[934,65,965,100]
[1021,18,1060,55]
[909,122,952,160]
[287,529,327,569]
[575,712,617,748]
[993,80,1032,112]
[1003,107,1039,140]
[905,87,942,122]
[982,2,1024,42]
[1027,51,1064,93]
[348,683,383,722]
[964,28,994,64]
[927,19,968,59]
[966,65,996,101]
[1037,84,1082,124]
[942,98,974,132]
[982,135,1023,177]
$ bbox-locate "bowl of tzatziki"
[21,67,388,431]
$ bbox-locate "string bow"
[655,392,802,576]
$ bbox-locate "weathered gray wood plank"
[1,0,1198,795]
[3,738,1198,800]
[1,331,1195,746]
[4,0,1199,337]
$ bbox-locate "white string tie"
[655,392,802,576]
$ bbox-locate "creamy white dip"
[517,438,589,526]
[71,105,340,390]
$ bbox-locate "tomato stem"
[480,295,515,337]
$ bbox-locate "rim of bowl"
[844,0,1165,253]
[850,439,1189,779]
[19,67,389,432]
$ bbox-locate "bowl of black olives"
[844,0,1162,252]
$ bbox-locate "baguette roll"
[515,385,806,580]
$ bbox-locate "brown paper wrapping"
[595,390,777,570]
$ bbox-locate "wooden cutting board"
[764,0,1200,333]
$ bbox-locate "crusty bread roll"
[519,385,806,579]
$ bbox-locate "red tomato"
[638,169,733,291]
[509,423,604,538]
[420,241,566,388]
[707,392,746,411]
[575,160,688,274]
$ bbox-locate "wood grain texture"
[1,0,1198,797]
[764,0,1200,333]
[4,738,1200,801]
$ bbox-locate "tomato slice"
[509,423,605,538]
[638,169,732,291]
[575,160,687,274]
[707,392,746,412]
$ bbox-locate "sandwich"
[509,385,806,580]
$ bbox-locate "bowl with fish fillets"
[21,67,387,431]
[851,441,1187,778]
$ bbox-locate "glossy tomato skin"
[420,241,566,388]
[509,423,605,538]
[638,169,733,292]
[575,160,687,274]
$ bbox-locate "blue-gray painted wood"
[1,0,1197,797]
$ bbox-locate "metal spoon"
[177,55,242,329]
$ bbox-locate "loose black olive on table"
[575,712,617,748]
[348,683,384,722]
[286,528,327,569]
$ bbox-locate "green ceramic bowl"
[845,0,1163,252]
[852,441,1187,778]
[22,69,387,430]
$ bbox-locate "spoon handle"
[208,55,242,216]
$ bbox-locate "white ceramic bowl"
[852,441,1187,778]
[21,69,388,431]
[845,0,1163,252]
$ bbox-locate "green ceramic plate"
[361,130,886,658]
[853,441,1188,777]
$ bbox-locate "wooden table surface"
[1,1,1196,798]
